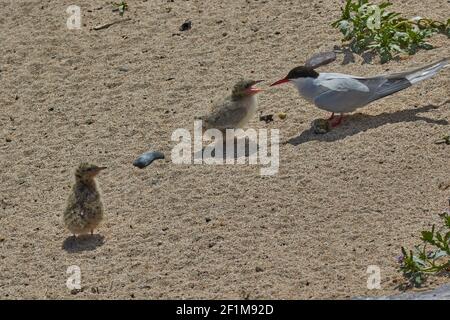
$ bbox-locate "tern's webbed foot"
[330,114,344,127]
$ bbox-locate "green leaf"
[421,229,434,244]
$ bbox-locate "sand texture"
[0,0,449,299]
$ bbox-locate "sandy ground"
[0,0,449,299]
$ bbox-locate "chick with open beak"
[202,79,264,132]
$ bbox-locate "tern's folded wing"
[317,73,371,92]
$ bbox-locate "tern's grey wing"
[314,58,448,113]
[313,74,373,112]
[360,76,412,103]
[318,75,370,92]
[313,89,372,113]
[363,58,448,102]
[314,76,410,112]
[305,51,337,69]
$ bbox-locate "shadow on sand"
[195,137,259,160]
[62,234,105,253]
[287,104,448,146]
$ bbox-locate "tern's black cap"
[286,66,319,79]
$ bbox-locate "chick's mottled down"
[64,163,107,236]
[202,79,263,131]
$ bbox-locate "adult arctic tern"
[271,57,448,126]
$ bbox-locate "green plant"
[435,135,450,145]
[398,207,450,288]
[114,1,128,16]
[332,0,449,63]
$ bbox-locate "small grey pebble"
[133,151,165,169]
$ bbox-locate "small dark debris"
[70,288,83,295]
[438,181,450,191]
[180,20,192,31]
[259,114,274,124]
[255,266,264,272]
[91,287,100,294]
[205,217,211,223]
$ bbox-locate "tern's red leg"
[331,114,344,127]
[328,113,335,120]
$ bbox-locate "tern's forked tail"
[403,57,449,85]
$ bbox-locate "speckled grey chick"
[64,163,107,236]
[202,80,263,132]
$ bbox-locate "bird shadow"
[287,104,448,146]
[62,234,105,253]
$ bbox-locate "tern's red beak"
[270,78,289,87]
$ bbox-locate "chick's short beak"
[248,87,263,94]
[270,78,289,87]
[93,167,107,174]
[246,80,264,95]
